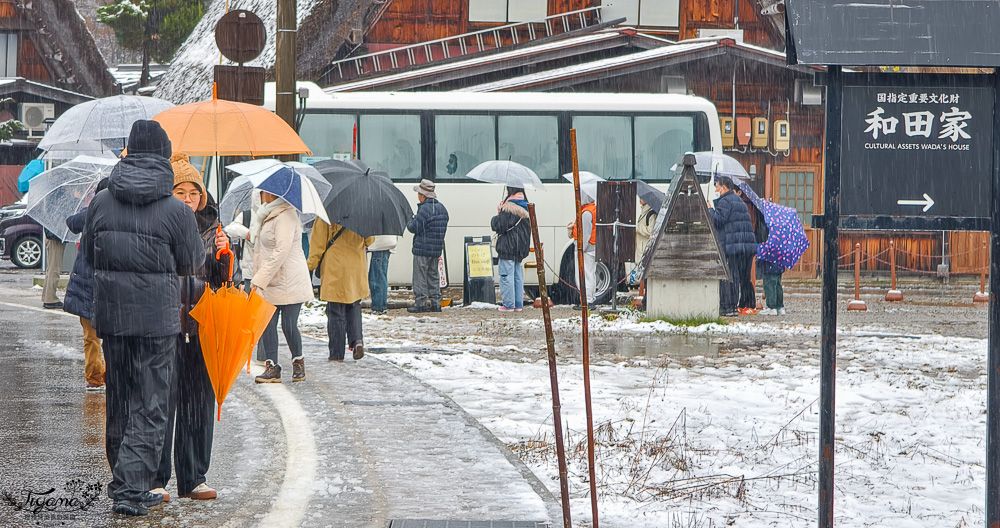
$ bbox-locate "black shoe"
[139,491,164,508]
[720,310,738,317]
[407,304,429,313]
[113,500,148,516]
[429,304,442,312]
[42,301,63,309]
[255,360,282,383]
[353,344,365,360]
[291,358,305,382]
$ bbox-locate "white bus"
[265,85,723,304]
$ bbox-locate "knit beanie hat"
[171,152,207,211]
[126,119,172,159]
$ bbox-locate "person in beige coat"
[307,220,374,362]
[248,191,314,383]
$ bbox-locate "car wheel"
[12,236,42,269]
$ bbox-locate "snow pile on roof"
[155,0,321,104]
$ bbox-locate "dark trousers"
[368,250,391,312]
[412,254,440,307]
[154,334,215,496]
[720,253,740,313]
[326,301,363,360]
[736,253,756,309]
[261,303,303,366]
[763,273,784,309]
[103,335,175,502]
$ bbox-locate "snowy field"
[323,308,990,528]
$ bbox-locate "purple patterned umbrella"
[736,181,810,269]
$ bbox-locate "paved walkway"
[0,266,560,527]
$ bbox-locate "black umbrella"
[312,159,414,237]
[629,180,666,212]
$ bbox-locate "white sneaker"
[758,308,777,315]
[778,308,787,315]
[149,487,170,502]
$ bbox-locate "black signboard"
[786,0,1000,67]
[841,83,994,218]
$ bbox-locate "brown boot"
[254,360,281,383]
[353,344,364,361]
[292,358,306,381]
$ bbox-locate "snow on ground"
[370,314,987,528]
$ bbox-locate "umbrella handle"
[215,224,234,282]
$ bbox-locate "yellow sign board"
[467,244,493,278]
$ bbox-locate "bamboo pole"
[527,203,572,528]
[570,129,599,527]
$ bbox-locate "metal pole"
[890,240,896,292]
[853,243,861,302]
[570,129,599,527]
[819,64,842,528]
[527,203,573,528]
[986,69,1000,527]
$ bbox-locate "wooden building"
[0,0,114,206]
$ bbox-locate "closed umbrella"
[24,156,119,242]
[38,95,175,154]
[219,159,332,225]
[465,160,545,190]
[313,159,413,237]
[189,236,275,420]
[735,180,810,268]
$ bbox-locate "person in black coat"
[709,176,756,316]
[490,187,530,311]
[64,177,111,390]
[82,120,204,517]
[150,152,237,503]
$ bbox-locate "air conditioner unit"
[20,103,55,138]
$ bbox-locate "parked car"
[0,201,43,269]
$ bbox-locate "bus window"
[298,113,356,161]
[359,114,421,181]
[498,115,559,181]
[572,115,632,180]
[435,114,495,180]
[634,116,694,182]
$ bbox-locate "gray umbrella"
[629,180,666,212]
[25,156,119,242]
[313,159,414,237]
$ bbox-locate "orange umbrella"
[152,86,311,157]
[189,227,276,420]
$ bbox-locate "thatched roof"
[33,0,117,96]
[156,0,376,104]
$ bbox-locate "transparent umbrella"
[219,159,331,225]
[562,171,605,201]
[466,160,545,190]
[24,156,119,242]
[671,151,750,182]
[38,95,175,154]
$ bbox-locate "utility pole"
[275,0,296,160]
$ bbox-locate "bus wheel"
[556,245,614,306]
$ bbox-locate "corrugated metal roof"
[323,29,632,93]
[458,40,718,92]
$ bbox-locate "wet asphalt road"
[0,261,557,528]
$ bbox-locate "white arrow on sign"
[897,193,935,212]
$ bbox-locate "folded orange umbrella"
[189,227,276,420]
[152,85,311,157]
